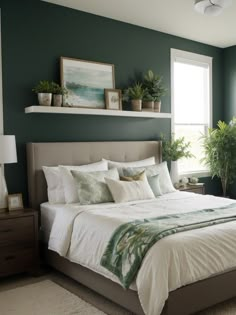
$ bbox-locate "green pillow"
[71,168,119,205]
[147,174,162,197]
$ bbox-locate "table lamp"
[0,135,17,209]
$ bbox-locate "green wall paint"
[1,0,224,203]
[223,46,236,198]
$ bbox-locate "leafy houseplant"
[202,118,236,197]
[32,80,54,106]
[162,134,194,184]
[51,83,68,107]
[162,135,193,161]
[124,83,146,111]
[51,83,68,96]
[143,70,167,112]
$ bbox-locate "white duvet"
[48,192,236,315]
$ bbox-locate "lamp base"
[0,165,8,209]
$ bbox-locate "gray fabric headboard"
[26,141,162,210]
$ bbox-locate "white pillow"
[42,160,108,204]
[105,177,155,203]
[60,160,108,203]
[103,157,155,169]
[123,161,176,195]
[42,166,65,204]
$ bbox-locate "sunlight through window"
[171,49,212,176]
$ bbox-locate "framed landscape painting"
[60,57,115,109]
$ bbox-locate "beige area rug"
[0,280,106,315]
[1,272,236,315]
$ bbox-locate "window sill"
[179,171,211,178]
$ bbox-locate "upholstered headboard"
[26,141,162,210]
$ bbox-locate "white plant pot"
[170,161,179,184]
[38,93,52,106]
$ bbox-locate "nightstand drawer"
[0,216,34,246]
[187,188,204,194]
[0,247,34,276]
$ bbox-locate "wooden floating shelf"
[25,106,172,119]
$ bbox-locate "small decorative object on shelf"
[142,93,154,112]
[180,177,189,186]
[123,82,146,111]
[8,193,23,211]
[190,176,199,184]
[51,82,68,107]
[32,80,54,106]
[143,70,167,113]
[105,89,122,110]
[162,134,194,184]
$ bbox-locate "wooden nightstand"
[179,184,205,195]
[0,209,38,277]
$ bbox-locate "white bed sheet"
[46,192,236,315]
[40,203,65,242]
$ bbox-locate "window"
[171,49,212,177]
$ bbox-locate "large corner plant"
[202,118,236,197]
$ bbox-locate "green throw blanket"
[101,203,236,288]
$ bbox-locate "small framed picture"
[105,89,122,110]
[8,193,24,211]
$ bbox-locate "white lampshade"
[0,135,17,164]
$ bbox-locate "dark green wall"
[1,0,224,203]
[223,46,236,198]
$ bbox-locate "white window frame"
[171,48,213,178]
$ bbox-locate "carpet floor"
[0,270,236,315]
[0,280,106,315]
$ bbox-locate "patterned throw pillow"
[120,170,161,197]
[105,177,155,203]
[123,161,175,195]
[71,168,119,205]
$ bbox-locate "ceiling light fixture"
[194,0,232,16]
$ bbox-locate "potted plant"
[162,134,194,184]
[124,83,146,111]
[142,92,154,111]
[201,118,236,197]
[52,83,68,107]
[32,80,54,106]
[143,70,167,112]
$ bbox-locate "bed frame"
[27,141,236,315]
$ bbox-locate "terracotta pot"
[53,94,63,107]
[142,101,154,111]
[38,93,52,106]
[131,99,142,111]
[154,101,161,112]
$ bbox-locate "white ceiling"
[43,0,236,48]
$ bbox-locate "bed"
[26,141,236,315]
